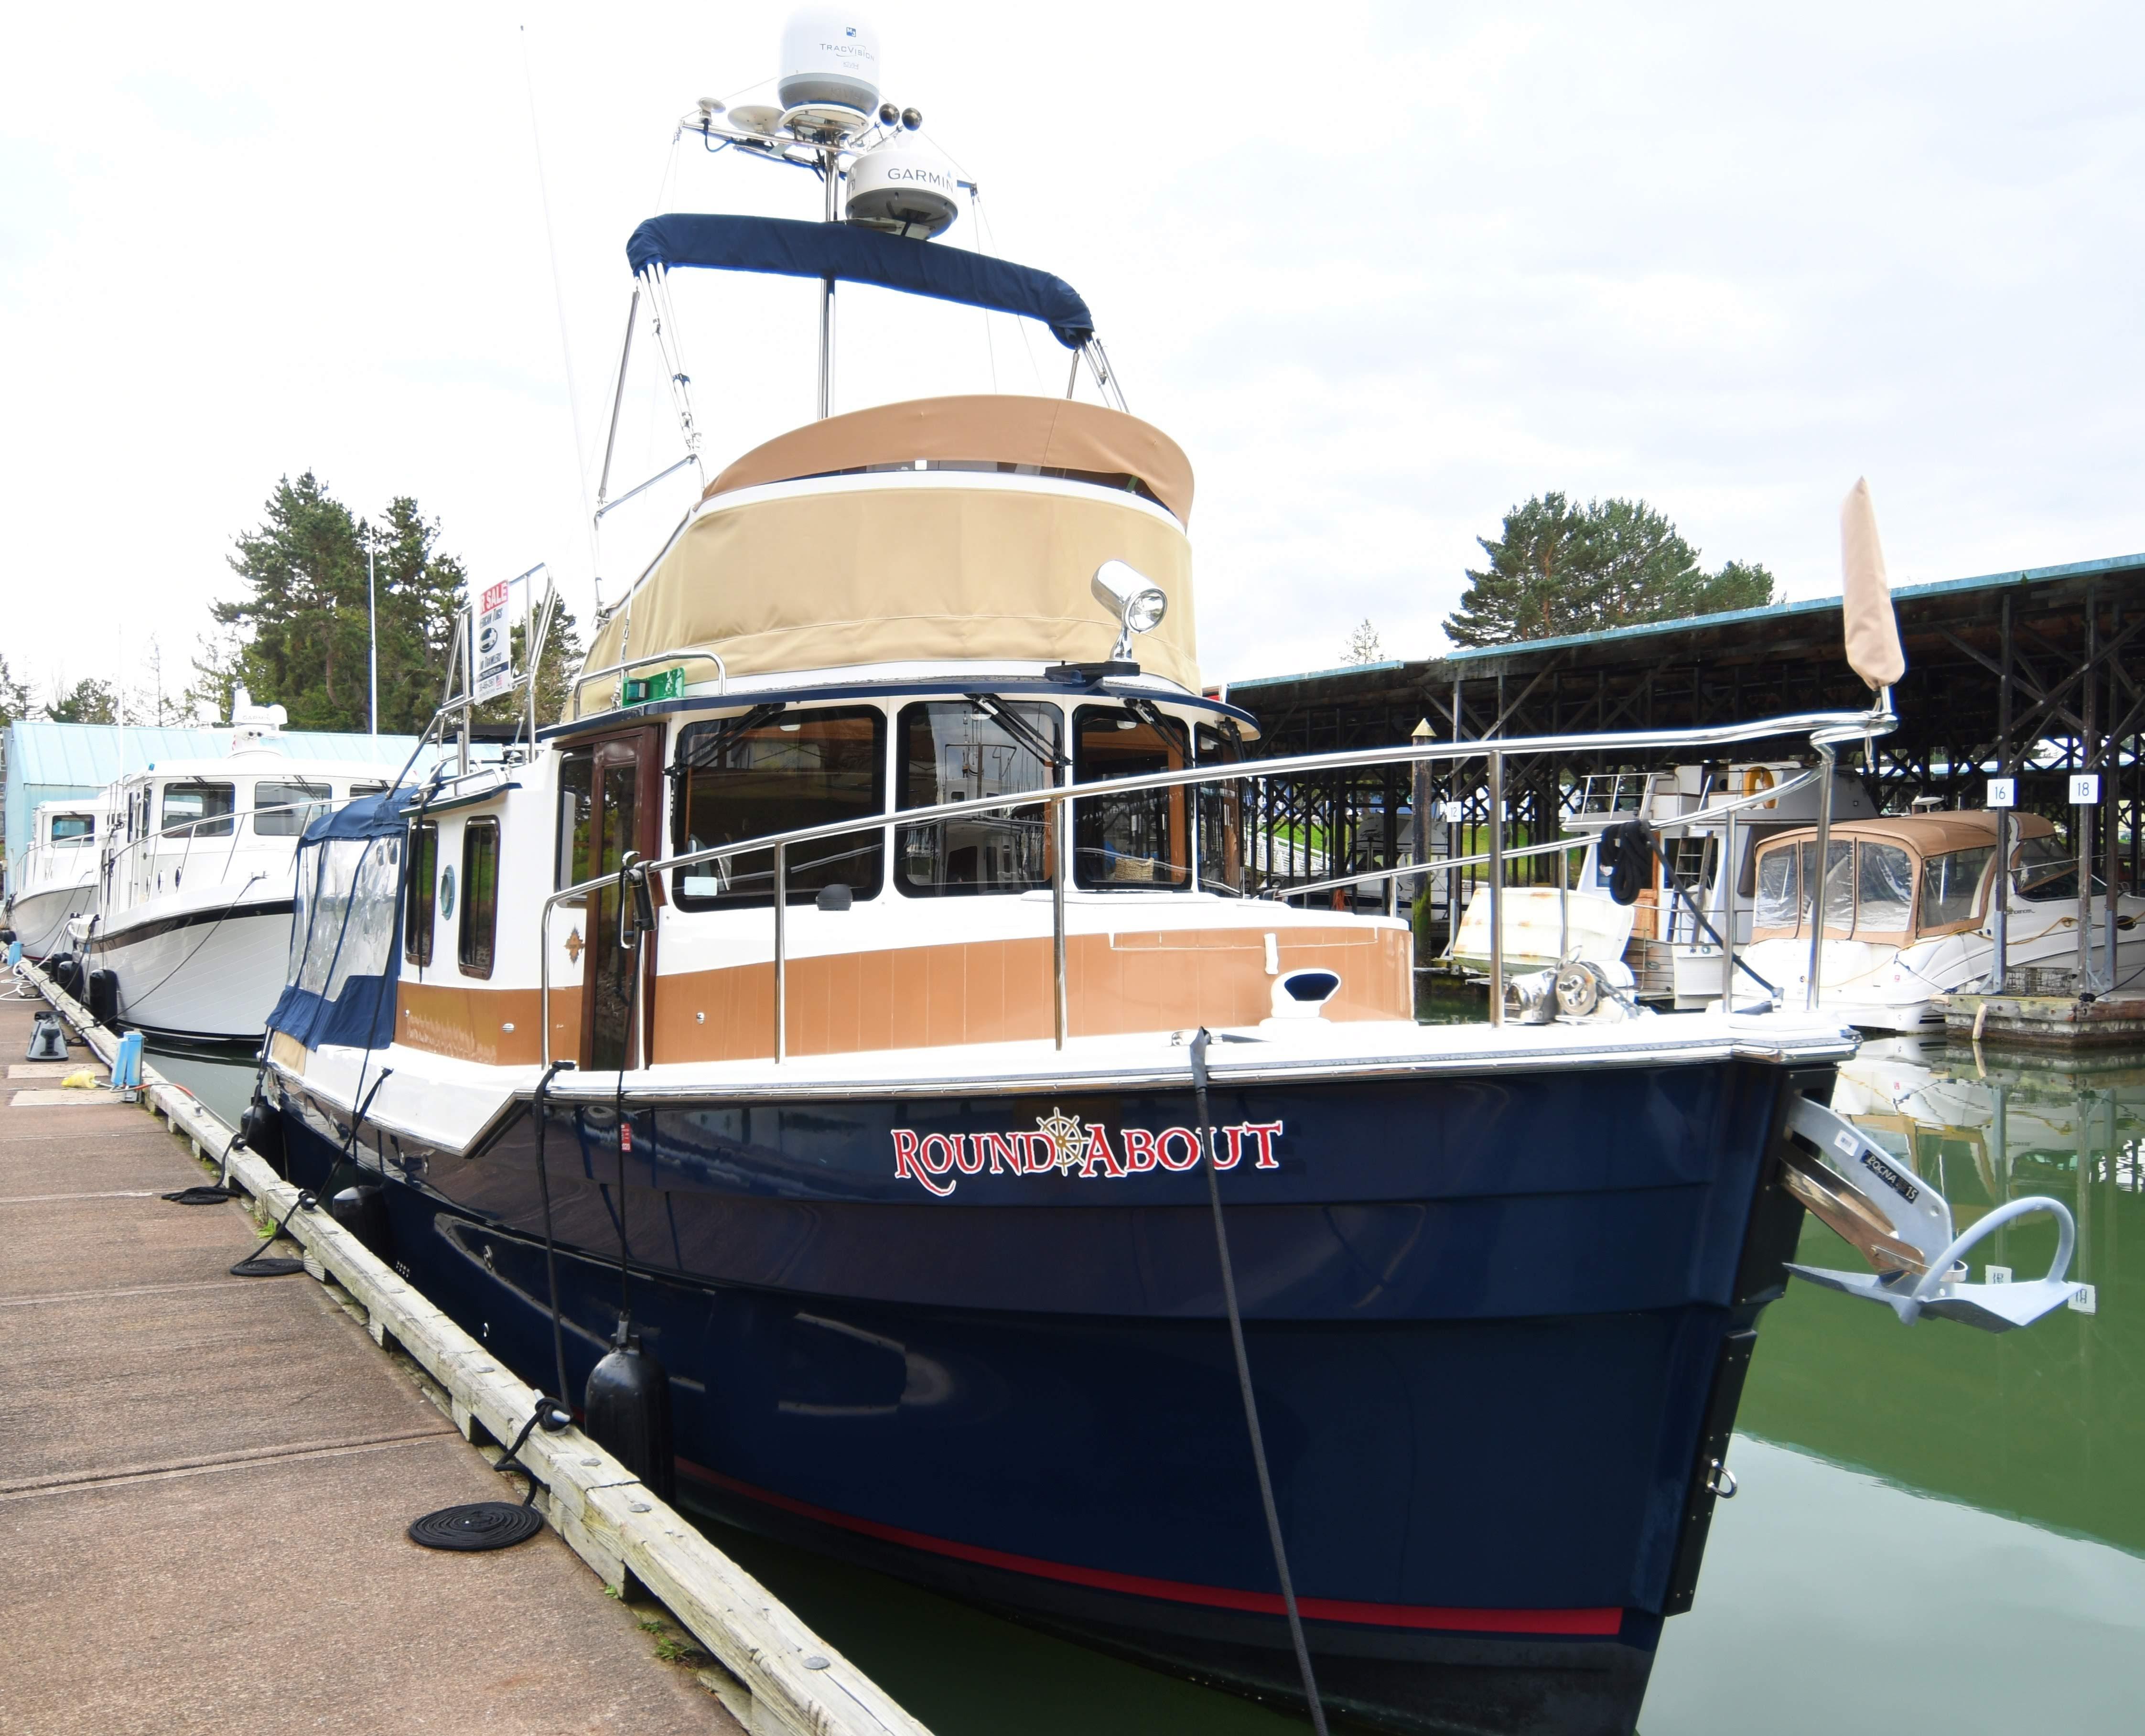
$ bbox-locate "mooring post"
[2106,602,2122,986]
[2079,587,2097,990]
[1993,593,2014,992]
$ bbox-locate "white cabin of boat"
[100,743,399,918]
[378,395,1412,1071]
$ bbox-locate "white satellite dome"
[846,139,959,239]
[777,9,881,120]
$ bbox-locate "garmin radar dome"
[778,9,881,134]
[846,140,959,239]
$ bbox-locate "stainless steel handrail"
[534,699,1896,1067]
[1137,764,1824,906]
[568,649,730,720]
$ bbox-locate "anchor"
[1778,1094,2082,1333]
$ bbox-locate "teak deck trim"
[20,959,930,1736]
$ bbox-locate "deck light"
[1092,560,1167,663]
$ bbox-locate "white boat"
[1653,764,1874,1007]
[5,796,108,960]
[1445,761,1873,1000]
[80,712,398,1044]
[1739,809,2145,1030]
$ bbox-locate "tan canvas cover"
[1748,810,2054,942]
[704,397,1195,525]
[575,480,1197,714]
[1841,477,1907,690]
[1754,811,2054,861]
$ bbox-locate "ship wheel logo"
[1035,1107,1089,1175]
[564,927,584,964]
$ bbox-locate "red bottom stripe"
[676,1458,1623,1638]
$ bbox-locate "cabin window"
[1920,846,1993,929]
[458,818,499,978]
[1195,723,1249,895]
[163,782,236,840]
[1754,846,1799,929]
[1854,842,1916,935]
[405,821,438,966]
[50,814,94,848]
[556,750,593,902]
[1073,706,1192,891]
[672,708,886,908]
[895,701,1059,896]
[2011,834,2103,903]
[255,779,331,837]
[350,781,388,800]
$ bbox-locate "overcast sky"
[6,1,2142,715]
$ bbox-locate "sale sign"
[473,580,515,701]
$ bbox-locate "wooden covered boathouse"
[1213,552,2145,941]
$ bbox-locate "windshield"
[50,814,94,848]
[673,708,885,907]
[895,701,1059,897]
[1073,706,1191,890]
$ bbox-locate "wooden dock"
[0,966,930,1736]
[1934,987,2145,1051]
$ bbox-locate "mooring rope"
[1188,1029,1329,1736]
[531,1057,577,1407]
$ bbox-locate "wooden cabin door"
[580,726,664,1071]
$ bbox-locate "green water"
[146,1033,2145,1733]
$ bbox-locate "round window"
[440,863,457,921]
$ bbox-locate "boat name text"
[891,1108,1283,1197]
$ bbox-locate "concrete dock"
[0,982,912,1736]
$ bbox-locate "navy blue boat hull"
[273,1053,1825,1735]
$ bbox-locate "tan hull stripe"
[394,927,1410,1067]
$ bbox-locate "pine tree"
[0,653,31,726]
[45,678,118,723]
[1444,495,1777,647]
[212,476,475,733]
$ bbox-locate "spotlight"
[1091,560,1167,663]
